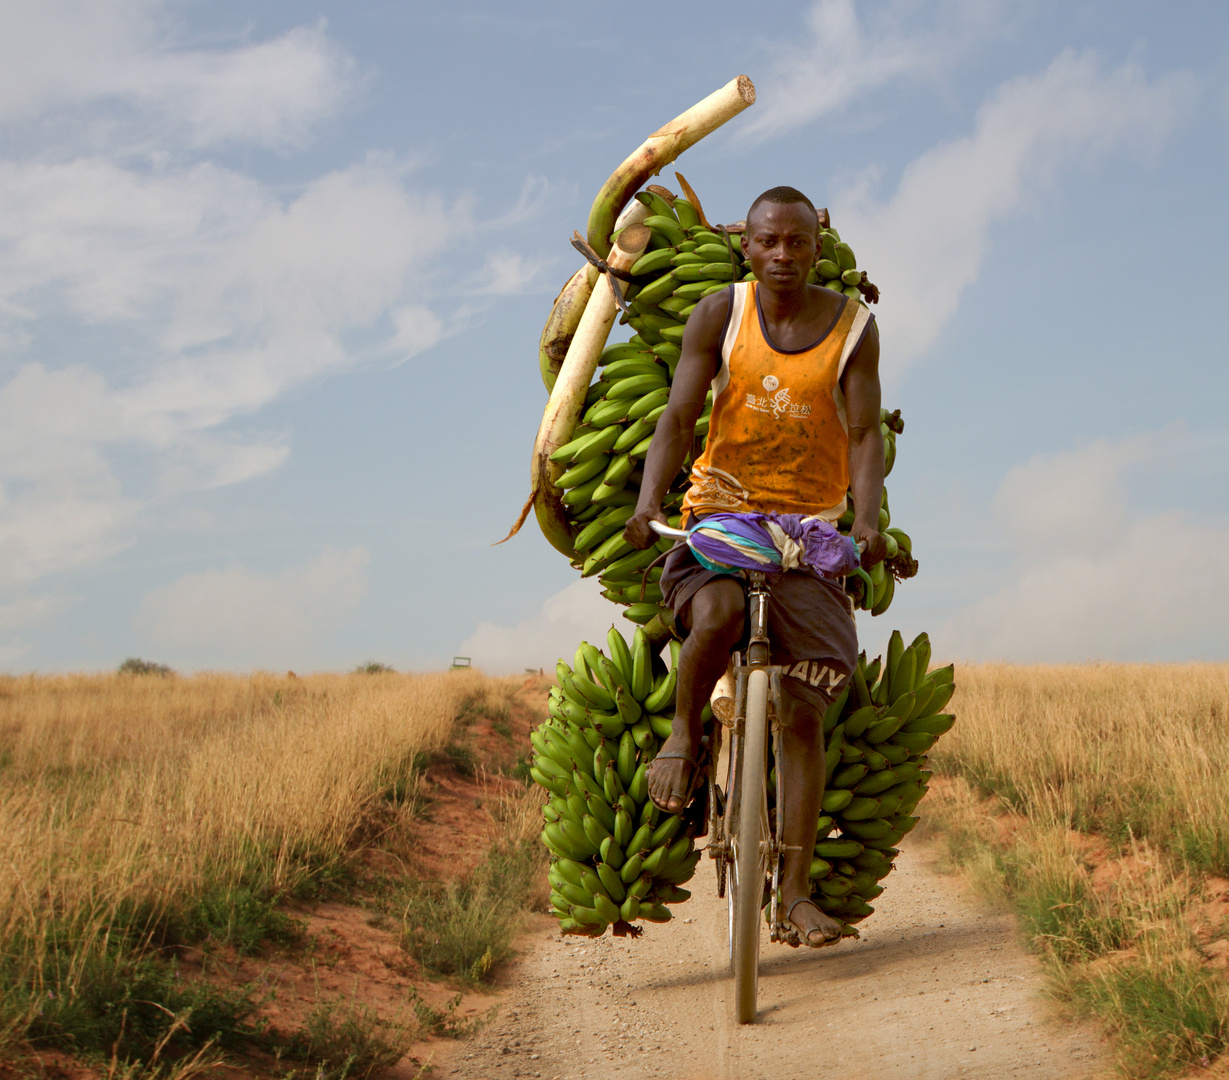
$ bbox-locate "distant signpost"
[451,657,471,670]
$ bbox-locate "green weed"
[1061,939,1229,1078]
[282,1000,415,1080]
[395,840,540,984]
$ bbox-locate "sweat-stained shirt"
[681,281,874,524]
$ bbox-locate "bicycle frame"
[712,570,802,947]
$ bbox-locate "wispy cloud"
[836,50,1194,374]
[460,578,626,674]
[742,0,1011,142]
[134,546,370,669]
[0,4,470,647]
[472,249,555,296]
[0,2,355,148]
[938,432,1229,661]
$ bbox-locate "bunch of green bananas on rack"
[532,626,705,936]
[551,182,915,624]
[794,629,954,936]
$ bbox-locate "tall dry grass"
[922,663,1229,1078]
[0,668,512,1061]
[930,663,1229,868]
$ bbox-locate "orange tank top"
[682,282,874,521]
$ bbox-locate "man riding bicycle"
[623,186,886,948]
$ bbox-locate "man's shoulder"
[685,284,739,343]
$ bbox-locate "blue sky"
[1,0,1226,673]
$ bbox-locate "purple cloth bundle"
[687,512,861,579]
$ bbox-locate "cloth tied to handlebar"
[684,512,861,579]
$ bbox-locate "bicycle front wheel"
[732,667,770,1024]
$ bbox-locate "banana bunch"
[797,630,954,935]
[532,627,704,936]
[553,179,912,623]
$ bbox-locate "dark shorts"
[659,541,859,712]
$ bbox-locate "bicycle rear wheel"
[731,668,770,1024]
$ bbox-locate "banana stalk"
[540,265,598,393]
[586,75,756,258]
[529,223,652,555]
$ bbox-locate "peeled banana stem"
[540,265,598,393]
[585,76,756,258]
[531,224,653,556]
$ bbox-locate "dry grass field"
[6,661,1229,1080]
[0,667,542,1079]
[924,662,1229,1078]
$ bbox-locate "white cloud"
[836,50,1194,373]
[939,434,1229,661]
[134,546,370,668]
[0,2,353,147]
[473,249,554,296]
[0,152,458,616]
[460,578,632,675]
[743,0,1010,141]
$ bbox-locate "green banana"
[629,248,675,277]
[620,851,644,884]
[673,261,736,282]
[596,862,627,903]
[630,717,654,750]
[627,385,671,421]
[630,628,652,701]
[673,198,700,229]
[634,191,676,221]
[626,819,653,854]
[616,730,637,787]
[643,667,677,712]
[614,807,633,848]
[642,214,686,246]
[900,713,955,736]
[554,454,609,491]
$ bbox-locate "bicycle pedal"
[681,781,710,838]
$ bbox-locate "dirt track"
[431,839,1111,1080]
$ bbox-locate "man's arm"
[842,321,887,567]
[623,291,728,549]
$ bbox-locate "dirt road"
[433,839,1110,1080]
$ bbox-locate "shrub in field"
[117,658,175,676]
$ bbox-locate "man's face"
[741,202,818,291]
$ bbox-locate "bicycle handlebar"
[648,520,691,541]
[648,518,868,553]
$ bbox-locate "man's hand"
[624,506,667,550]
[853,524,887,568]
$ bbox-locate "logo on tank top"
[745,374,812,421]
[687,464,749,509]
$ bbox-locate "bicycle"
[649,520,863,1023]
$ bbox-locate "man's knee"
[686,579,745,647]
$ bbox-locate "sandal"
[785,897,842,948]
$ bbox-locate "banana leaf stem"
[586,75,756,258]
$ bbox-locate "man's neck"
[757,279,814,323]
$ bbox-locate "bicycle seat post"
[745,570,771,668]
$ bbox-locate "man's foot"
[646,730,701,814]
[784,896,843,947]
